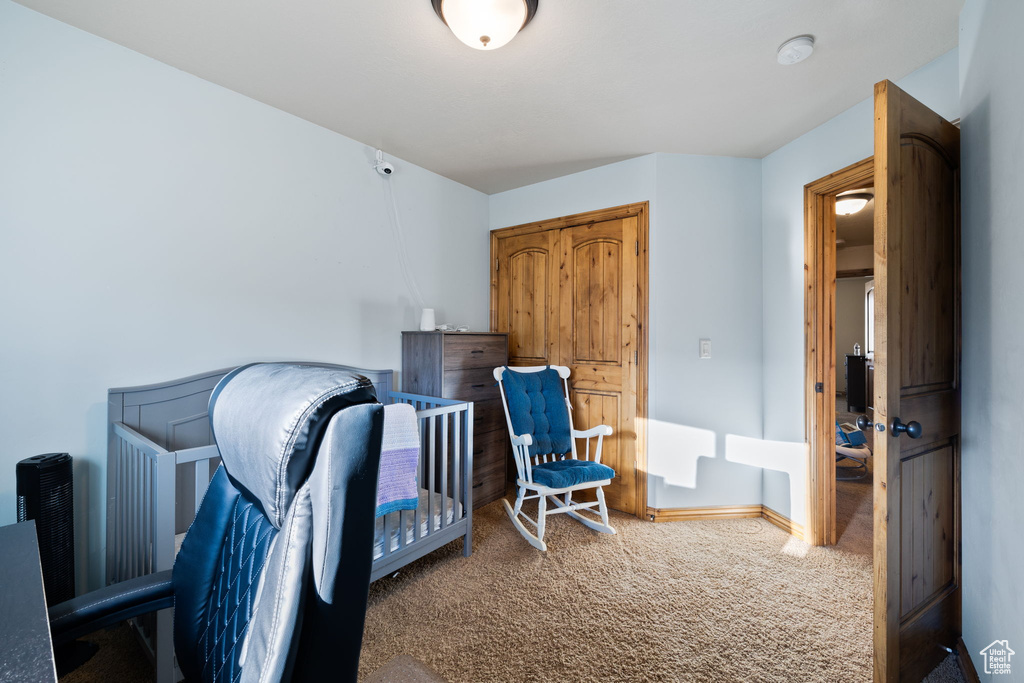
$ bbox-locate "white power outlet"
[699,338,712,359]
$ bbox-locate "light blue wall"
[958,0,1024,667]
[0,0,488,591]
[489,153,764,510]
[488,155,657,229]
[759,49,960,522]
[650,154,763,509]
[1,0,988,598]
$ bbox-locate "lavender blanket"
[376,403,420,517]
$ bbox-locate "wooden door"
[558,217,640,514]
[495,230,560,366]
[873,80,961,682]
[491,204,648,517]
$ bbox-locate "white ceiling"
[14,0,962,194]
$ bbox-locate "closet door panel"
[496,231,560,366]
[559,216,640,515]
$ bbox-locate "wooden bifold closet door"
[491,204,648,517]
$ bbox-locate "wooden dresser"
[401,332,509,508]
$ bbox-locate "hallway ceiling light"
[432,0,538,50]
[777,36,815,65]
[835,192,872,216]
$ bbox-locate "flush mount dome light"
[432,0,538,50]
[777,35,814,65]
[835,192,873,215]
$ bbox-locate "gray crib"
[106,363,473,683]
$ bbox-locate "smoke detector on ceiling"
[777,36,814,65]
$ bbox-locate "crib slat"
[383,508,392,558]
[427,415,436,535]
[414,417,424,540]
[453,412,461,519]
[153,452,176,573]
[143,454,150,575]
[133,451,140,578]
[149,453,156,574]
[125,441,132,577]
[113,439,120,582]
[440,413,448,530]
[194,460,209,518]
[128,444,137,578]
[137,449,145,578]
[138,446,146,577]
[117,439,125,582]
[136,445,144,577]
[124,443,131,579]
[464,404,474,512]
[397,510,405,550]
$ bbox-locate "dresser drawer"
[473,475,506,508]
[443,335,507,371]
[470,429,507,508]
[474,399,508,436]
[443,368,501,403]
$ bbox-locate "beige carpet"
[361,459,966,683]
[362,499,878,681]
[62,456,966,682]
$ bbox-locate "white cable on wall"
[377,152,426,310]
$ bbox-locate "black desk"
[0,521,58,682]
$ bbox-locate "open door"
[872,81,961,682]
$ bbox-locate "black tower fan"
[17,453,76,605]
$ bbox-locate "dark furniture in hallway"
[845,354,868,413]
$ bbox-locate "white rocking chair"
[494,365,617,551]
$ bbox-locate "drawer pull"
[472,384,486,389]
[470,349,484,354]
[472,482,483,489]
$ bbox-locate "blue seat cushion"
[531,459,615,489]
[501,368,572,457]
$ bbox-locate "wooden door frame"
[804,157,874,547]
[489,202,650,519]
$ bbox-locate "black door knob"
[856,415,873,431]
[891,418,923,439]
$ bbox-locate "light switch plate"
[699,338,711,359]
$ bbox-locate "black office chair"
[48,363,385,682]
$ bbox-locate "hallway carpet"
[361,495,877,682]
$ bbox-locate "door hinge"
[635,350,638,365]
[495,258,499,272]
[815,382,824,393]
[635,241,639,256]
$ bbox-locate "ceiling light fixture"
[835,192,873,216]
[777,35,814,65]
[431,0,538,51]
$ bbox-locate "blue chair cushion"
[531,459,615,489]
[502,368,572,457]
